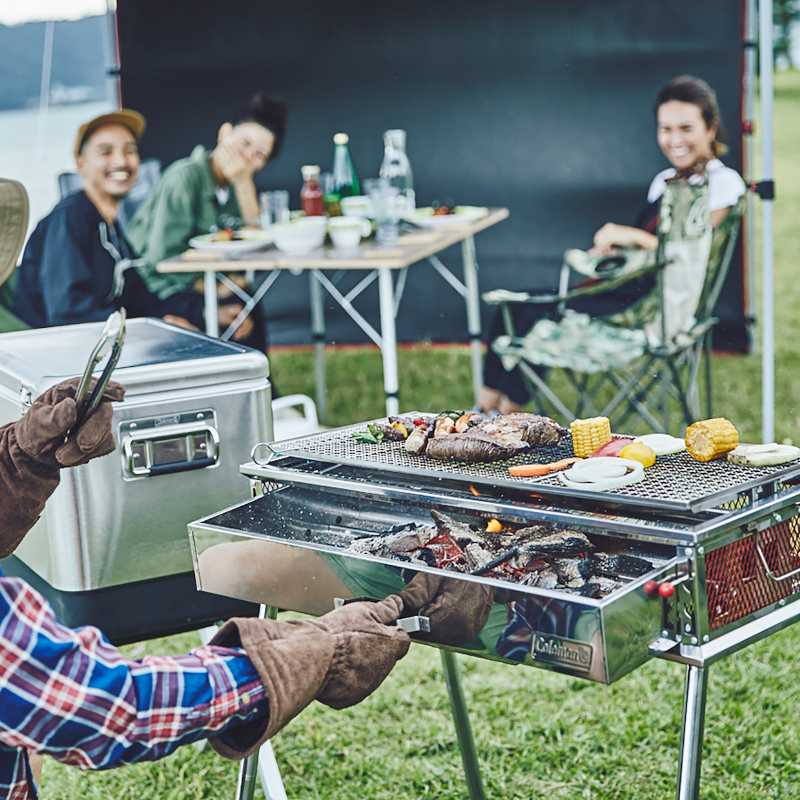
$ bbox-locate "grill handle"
[754,528,800,583]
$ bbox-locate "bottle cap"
[301,165,320,177]
[333,133,349,145]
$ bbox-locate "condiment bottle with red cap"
[300,165,324,217]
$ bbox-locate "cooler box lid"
[0,317,269,399]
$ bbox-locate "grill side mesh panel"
[706,518,800,632]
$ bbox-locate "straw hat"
[73,109,146,157]
[0,178,29,289]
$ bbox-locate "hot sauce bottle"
[300,165,324,216]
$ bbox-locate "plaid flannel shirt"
[0,577,267,799]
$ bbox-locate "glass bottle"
[332,133,360,199]
[300,165,324,217]
[379,129,414,212]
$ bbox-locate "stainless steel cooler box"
[0,318,271,643]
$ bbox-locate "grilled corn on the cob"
[570,416,612,458]
[685,418,739,462]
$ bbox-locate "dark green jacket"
[127,145,241,299]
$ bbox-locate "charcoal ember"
[594,576,623,595]
[514,554,550,572]
[595,553,653,578]
[431,510,476,545]
[554,558,589,585]
[534,568,559,590]
[348,525,435,556]
[565,582,603,598]
[415,547,438,567]
[518,530,594,559]
[578,557,596,580]
[464,543,493,572]
[427,542,464,567]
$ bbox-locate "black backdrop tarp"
[117,0,747,351]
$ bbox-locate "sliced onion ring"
[559,457,645,491]
[633,433,686,456]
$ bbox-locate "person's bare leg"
[497,395,522,415]
[477,386,502,413]
[29,752,43,787]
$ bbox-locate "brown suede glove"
[0,377,125,558]
[15,376,125,468]
[396,571,495,646]
[208,597,410,760]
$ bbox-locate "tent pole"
[759,0,775,444]
[33,20,54,229]
[743,0,758,353]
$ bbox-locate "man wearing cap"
[12,110,207,331]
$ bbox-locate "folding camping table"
[156,208,509,418]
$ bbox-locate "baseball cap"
[0,178,29,289]
[74,109,146,157]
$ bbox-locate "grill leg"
[676,664,709,800]
[440,650,487,800]
[235,606,287,800]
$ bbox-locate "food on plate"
[618,442,656,468]
[348,510,650,597]
[213,228,235,242]
[727,443,800,467]
[633,433,686,456]
[558,457,645,491]
[570,416,612,458]
[685,418,739,462]
[508,458,582,477]
[590,438,634,458]
[432,205,455,215]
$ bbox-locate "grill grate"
[269,418,800,513]
[706,518,800,632]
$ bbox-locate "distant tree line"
[0,16,108,111]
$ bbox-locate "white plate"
[188,230,273,253]
[403,206,487,228]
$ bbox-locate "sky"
[0,0,110,26]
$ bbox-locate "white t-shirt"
[647,159,746,211]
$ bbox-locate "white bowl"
[272,218,327,255]
[340,195,373,218]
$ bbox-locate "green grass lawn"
[41,70,800,799]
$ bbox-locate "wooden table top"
[156,207,509,273]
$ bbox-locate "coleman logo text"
[532,634,593,671]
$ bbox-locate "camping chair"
[484,182,743,435]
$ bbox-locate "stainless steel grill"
[267,416,800,513]
[189,418,800,800]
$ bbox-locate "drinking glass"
[259,190,290,228]
[364,178,400,244]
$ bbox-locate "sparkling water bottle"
[379,129,414,213]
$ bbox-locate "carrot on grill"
[509,458,582,477]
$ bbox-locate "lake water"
[0,101,112,238]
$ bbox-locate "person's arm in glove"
[0,376,125,557]
[208,597,411,759]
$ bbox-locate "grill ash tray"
[263,418,800,514]
[189,485,680,684]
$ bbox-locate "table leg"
[309,272,327,423]
[204,271,220,338]
[676,664,708,800]
[440,650,486,800]
[378,268,399,416]
[460,236,483,404]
